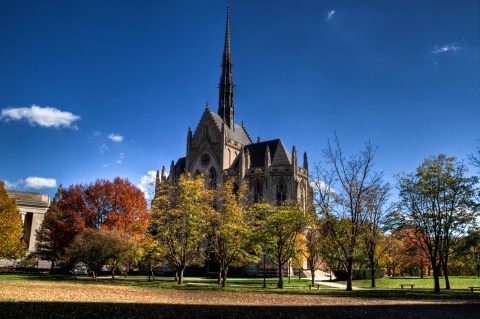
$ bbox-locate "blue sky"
[1,0,479,199]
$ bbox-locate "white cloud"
[3,176,57,190]
[25,177,57,189]
[93,131,101,136]
[326,10,336,21]
[0,104,80,129]
[108,133,123,142]
[310,180,336,194]
[137,170,157,200]
[431,44,460,54]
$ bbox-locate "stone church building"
[156,9,311,209]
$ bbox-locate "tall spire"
[218,6,234,129]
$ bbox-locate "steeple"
[218,6,234,129]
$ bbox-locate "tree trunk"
[420,260,424,279]
[346,258,353,291]
[442,260,450,290]
[278,263,284,289]
[148,263,152,282]
[150,267,156,281]
[221,266,228,287]
[92,271,97,281]
[217,266,222,285]
[111,269,115,280]
[174,271,178,282]
[432,264,441,293]
[177,268,184,285]
[369,256,376,288]
[311,269,315,286]
[370,268,376,288]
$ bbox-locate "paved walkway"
[305,270,365,290]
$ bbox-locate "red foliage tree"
[36,178,149,266]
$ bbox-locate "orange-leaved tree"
[0,181,27,260]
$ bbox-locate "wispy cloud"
[4,179,23,189]
[326,10,336,21]
[108,133,123,142]
[116,152,125,164]
[93,131,101,137]
[0,104,80,129]
[431,43,461,54]
[5,176,57,190]
[137,170,157,200]
[99,144,109,153]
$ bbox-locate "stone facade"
[0,190,50,266]
[158,9,312,208]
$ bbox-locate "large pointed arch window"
[276,180,287,204]
[208,167,217,190]
[254,181,263,203]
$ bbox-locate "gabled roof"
[244,139,292,168]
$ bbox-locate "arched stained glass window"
[276,180,287,204]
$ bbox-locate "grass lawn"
[337,276,480,290]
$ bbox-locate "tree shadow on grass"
[1,302,479,319]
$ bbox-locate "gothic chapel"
[156,9,311,208]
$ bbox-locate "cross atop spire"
[218,6,234,129]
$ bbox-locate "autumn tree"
[36,179,149,268]
[151,173,214,284]
[300,215,324,286]
[363,182,391,287]
[84,177,150,238]
[258,202,308,288]
[0,181,26,260]
[35,185,89,268]
[396,154,478,293]
[210,179,259,287]
[313,135,383,291]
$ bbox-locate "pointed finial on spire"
[218,6,234,128]
[205,100,210,110]
[225,6,231,56]
[257,136,261,143]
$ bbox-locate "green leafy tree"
[258,202,308,288]
[210,179,259,287]
[64,228,128,280]
[396,154,478,292]
[151,173,214,284]
[0,181,27,260]
[104,231,137,280]
[139,234,165,282]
